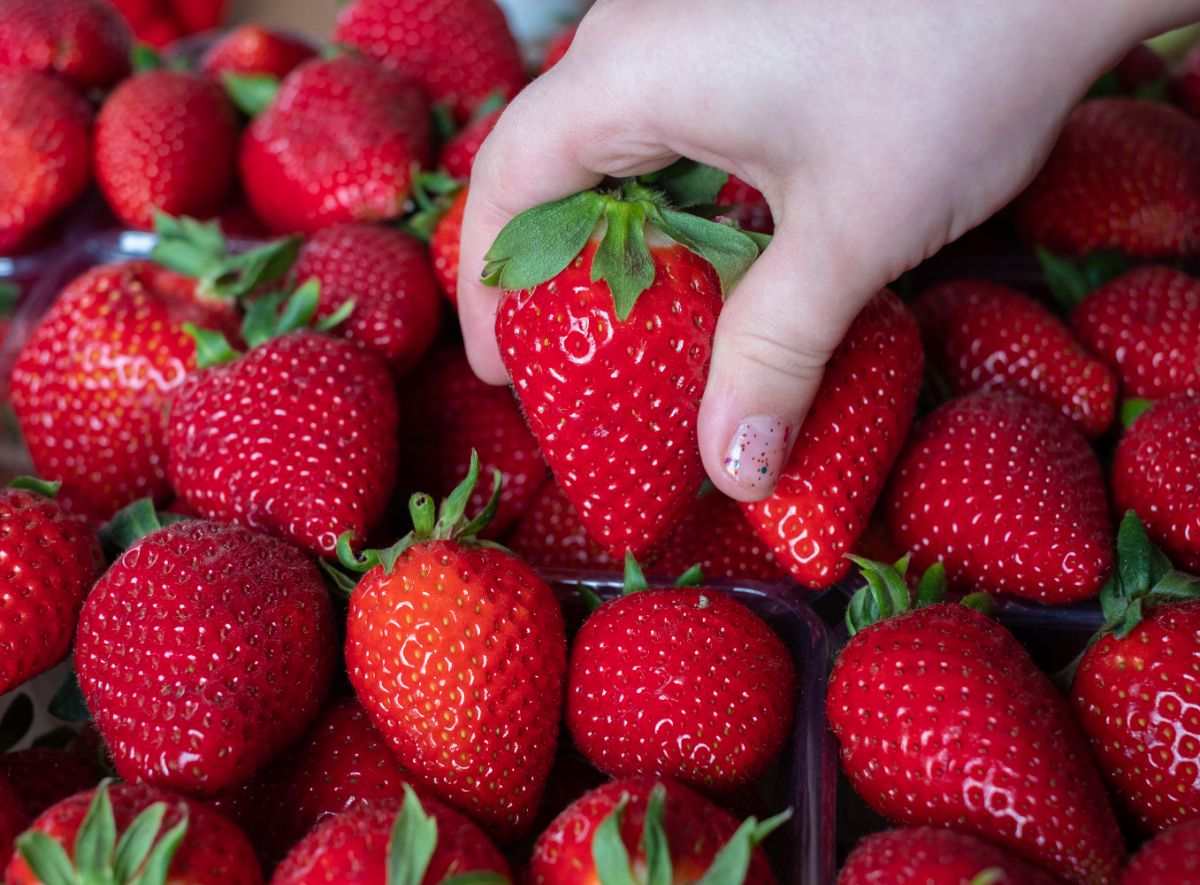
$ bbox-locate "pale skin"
[457,0,1200,502]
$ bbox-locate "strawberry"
[105,0,224,46]
[95,69,238,231]
[1122,819,1200,885]
[1071,266,1200,400]
[0,0,131,89]
[6,782,261,885]
[837,827,1061,885]
[340,455,566,839]
[430,187,467,307]
[0,71,92,255]
[914,278,1117,437]
[440,106,502,180]
[333,0,526,123]
[75,513,336,796]
[507,477,615,571]
[828,560,1124,885]
[529,778,785,884]
[166,284,400,558]
[0,748,96,818]
[1112,44,1168,93]
[717,175,774,235]
[743,290,923,589]
[289,223,441,377]
[239,56,431,235]
[0,770,27,871]
[656,484,786,582]
[886,392,1112,603]
[200,25,316,81]
[488,174,763,560]
[538,23,577,75]
[0,478,102,697]
[567,557,795,791]
[1175,42,1200,118]
[1112,395,1200,572]
[1016,98,1200,257]
[398,347,546,539]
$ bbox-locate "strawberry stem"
[9,476,61,498]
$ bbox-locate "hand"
[457,0,1194,502]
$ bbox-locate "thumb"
[697,221,879,502]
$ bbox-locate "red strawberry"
[333,0,526,123]
[430,186,467,306]
[271,787,509,885]
[0,748,96,818]
[342,457,566,839]
[838,827,1060,885]
[1112,44,1168,92]
[0,770,27,871]
[440,107,502,180]
[290,223,441,377]
[0,71,91,255]
[656,485,785,582]
[6,782,261,885]
[886,392,1112,603]
[538,23,577,75]
[828,562,1124,885]
[1175,42,1200,118]
[567,562,795,791]
[398,347,546,539]
[1122,819,1200,885]
[105,0,224,46]
[168,0,224,35]
[1112,395,1200,572]
[529,778,784,884]
[75,516,336,796]
[717,175,774,235]
[200,25,316,81]
[0,0,131,89]
[743,291,922,589]
[508,478,615,571]
[1072,266,1200,399]
[240,56,431,235]
[95,69,238,231]
[914,278,1117,437]
[1016,98,1200,257]
[0,478,102,696]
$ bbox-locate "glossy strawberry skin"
[914,279,1117,437]
[347,541,566,840]
[5,783,262,885]
[440,108,501,180]
[334,0,526,123]
[828,603,1123,885]
[270,794,510,885]
[656,487,786,582]
[0,0,131,89]
[200,25,316,80]
[717,175,774,235]
[1122,819,1200,885]
[0,487,102,696]
[240,55,431,235]
[0,748,96,818]
[1112,396,1200,572]
[10,261,239,521]
[507,478,615,571]
[0,770,28,872]
[530,777,778,885]
[568,589,795,791]
[1072,266,1200,400]
[167,332,400,559]
[837,827,1061,885]
[430,188,466,306]
[886,392,1112,603]
[497,239,722,561]
[95,70,238,230]
[74,520,336,797]
[1016,98,1200,257]
[0,71,91,255]
[744,291,923,589]
[105,0,225,46]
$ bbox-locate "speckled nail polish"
[723,417,789,491]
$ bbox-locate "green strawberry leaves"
[482,191,606,292]
[48,669,90,724]
[1121,398,1154,427]
[9,476,62,498]
[385,786,510,885]
[617,553,703,597]
[222,73,280,117]
[1099,511,1200,639]
[1036,248,1127,313]
[844,556,990,637]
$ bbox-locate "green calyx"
[968,871,1005,885]
[1099,511,1200,639]
[15,781,189,885]
[130,44,164,73]
[221,73,280,117]
[482,161,766,322]
[0,281,19,315]
[404,169,464,242]
[1036,248,1127,313]
[844,556,992,637]
[9,476,62,498]
[99,499,190,555]
[1121,398,1154,427]
[387,787,509,885]
[579,553,704,612]
[591,783,790,885]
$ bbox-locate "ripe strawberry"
[717,175,774,235]
[508,478,615,571]
[0,770,27,871]
[490,178,762,560]
[105,0,225,46]
[828,561,1124,885]
[1112,395,1200,572]
[95,69,238,231]
[0,0,131,89]
[429,187,467,306]
[838,827,1061,885]
[1112,44,1168,93]
[914,278,1117,436]
[440,106,502,180]
[398,347,546,539]
[342,456,566,839]
[656,484,785,582]
[167,286,400,558]
[6,782,261,885]
[743,290,922,589]
[1071,266,1200,399]
[0,748,95,818]
[567,559,795,790]
[529,778,785,884]
[0,478,102,696]
[334,0,526,123]
[240,56,431,235]
[886,392,1112,603]
[289,223,441,377]
[0,71,91,255]
[1175,42,1200,118]
[200,25,315,81]
[1016,98,1200,257]
[1122,819,1200,885]
[539,23,577,74]
[75,515,336,796]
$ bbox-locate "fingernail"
[722,417,790,492]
